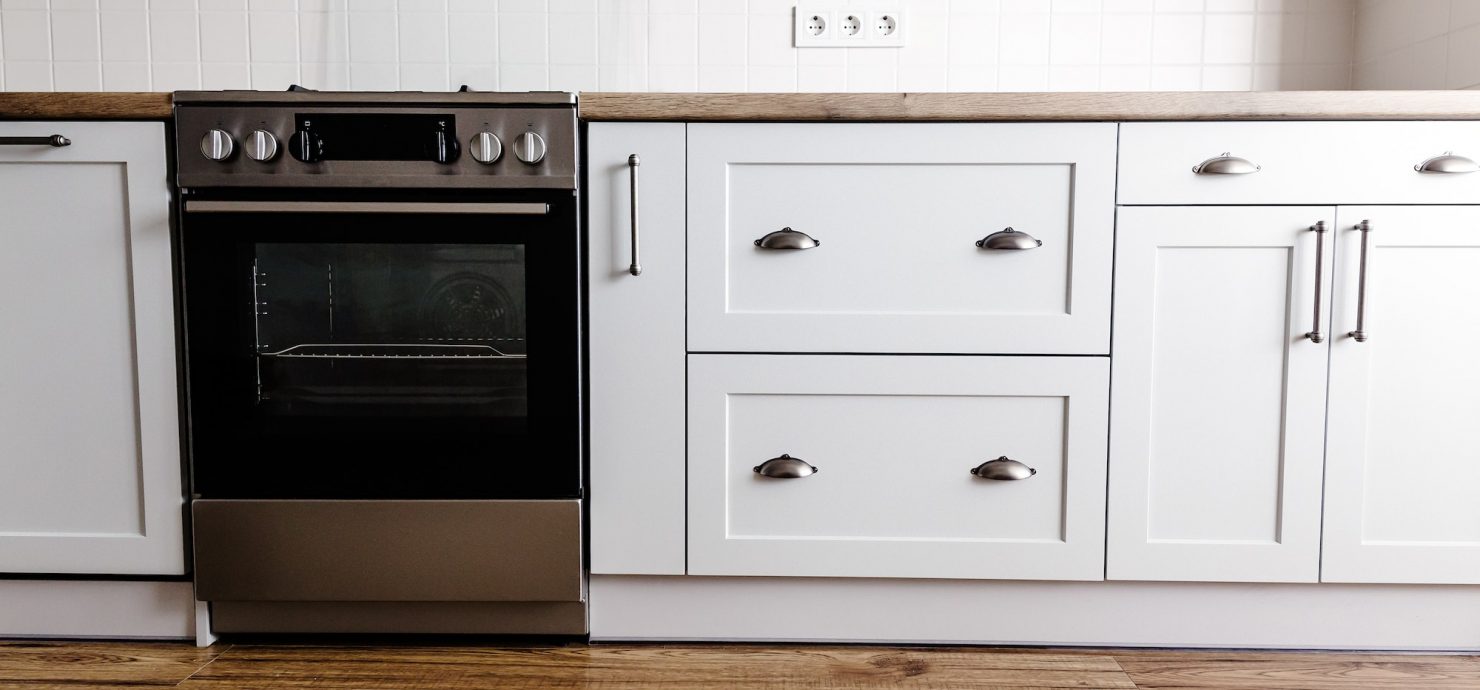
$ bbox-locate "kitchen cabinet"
[0,122,184,575]
[586,123,687,575]
[688,354,1109,581]
[1322,206,1480,584]
[1107,206,1333,583]
[686,123,1115,355]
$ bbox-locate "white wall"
[0,0,1357,93]
[1354,0,1480,89]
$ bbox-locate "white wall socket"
[794,4,906,48]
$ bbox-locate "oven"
[174,90,585,635]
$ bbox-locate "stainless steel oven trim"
[185,200,551,214]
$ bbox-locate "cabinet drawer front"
[1120,122,1480,205]
[688,355,1109,581]
[688,123,1115,355]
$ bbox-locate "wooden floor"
[2,640,1479,689]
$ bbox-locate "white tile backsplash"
[1355,0,1480,90]
[0,0,1381,92]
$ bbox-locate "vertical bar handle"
[1306,220,1327,343]
[1349,220,1371,342]
[627,154,642,276]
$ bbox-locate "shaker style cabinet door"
[0,122,184,575]
[586,123,687,575]
[688,354,1109,581]
[1323,206,1480,584]
[686,123,1115,355]
[1108,206,1334,583]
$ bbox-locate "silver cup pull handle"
[1306,220,1328,343]
[971,456,1036,480]
[754,227,820,250]
[1349,220,1372,342]
[753,454,817,478]
[976,227,1042,250]
[1415,152,1479,174]
[628,154,641,276]
[1193,152,1260,175]
[0,135,70,147]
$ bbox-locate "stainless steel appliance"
[174,89,584,635]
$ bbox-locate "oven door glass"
[253,243,528,419]
[182,196,579,500]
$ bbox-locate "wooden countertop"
[579,91,1480,121]
[7,90,1480,122]
[0,92,172,120]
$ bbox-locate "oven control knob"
[245,129,279,162]
[200,129,235,161]
[289,130,323,163]
[513,131,547,165]
[469,131,503,165]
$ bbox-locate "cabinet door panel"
[1323,206,1480,583]
[0,122,183,575]
[687,123,1115,355]
[689,354,1109,581]
[586,123,687,575]
[1108,206,1333,583]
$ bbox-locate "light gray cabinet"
[0,122,185,575]
[586,123,687,575]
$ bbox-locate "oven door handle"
[184,201,550,215]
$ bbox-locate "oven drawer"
[192,500,582,602]
[686,123,1116,355]
[1119,122,1480,205]
[687,354,1109,581]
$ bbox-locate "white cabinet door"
[0,122,184,575]
[1323,206,1480,583]
[586,123,687,575]
[689,354,1109,581]
[1108,206,1334,583]
[687,123,1116,355]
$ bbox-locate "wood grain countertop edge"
[0,92,173,120]
[6,90,1480,122]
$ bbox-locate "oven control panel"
[175,104,577,190]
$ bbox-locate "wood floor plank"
[1116,651,1480,689]
[175,644,1137,689]
[0,640,224,689]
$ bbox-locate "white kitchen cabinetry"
[1108,207,1334,583]
[688,354,1109,581]
[1323,206,1480,584]
[0,122,184,575]
[586,123,688,575]
[686,123,1116,355]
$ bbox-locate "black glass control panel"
[291,113,458,163]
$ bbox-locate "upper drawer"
[1120,122,1480,205]
[687,123,1116,355]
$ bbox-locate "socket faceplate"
[794,4,906,47]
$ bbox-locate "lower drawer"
[687,354,1109,581]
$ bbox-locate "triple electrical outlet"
[794,4,907,48]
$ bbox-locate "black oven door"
[180,192,580,500]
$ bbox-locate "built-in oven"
[174,90,585,635]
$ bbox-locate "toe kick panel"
[687,354,1109,581]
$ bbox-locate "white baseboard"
[0,579,196,639]
[591,575,1480,650]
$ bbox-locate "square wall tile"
[999,12,1050,65]
[299,11,348,63]
[250,12,299,62]
[201,61,250,88]
[549,63,599,90]
[100,10,148,61]
[648,11,696,64]
[102,60,149,89]
[51,11,99,61]
[499,12,547,63]
[3,11,51,60]
[1203,12,1254,63]
[152,61,201,89]
[150,11,199,62]
[501,62,550,89]
[698,12,745,65]
[549,11,597,63]
[5,61,53,89]
[1152,13,1203,63]
[448,13,497,63]
[698,63,745,90]
[400,61,450,89]
[399,11,447,62]
[200,11,249,62]
[349,11,397,62]
[53,61,103,89]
